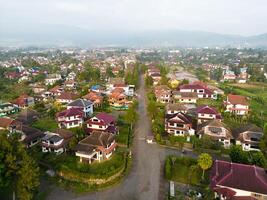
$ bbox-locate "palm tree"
[197,153,213,180]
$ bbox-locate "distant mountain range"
[1,24,267,48]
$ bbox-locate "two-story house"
[45,73,62,85]
[197,119,233,148]
[67,99,93,117]
[83,92,103,108]
[165,112,195,136]
[179,83,217,99]
[74,131,117,164]
[154,85,172,103]
[41,129,73,155]
[196,105,222,124]
[210,160,267,200]
[56,108,84,129]
[165,103,188,115]
[85,112,117,134]
[225,94,249,116]
[56,92,78,104]
[233,124,263,151]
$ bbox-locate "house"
[13,94,35,108]
[210,160,267,200]
[197,120,233,148]
[0,117,15,130]
[56,108,84,129]
[150,73,162,85]
[154,85,172,103]
[82,92,103,108]
[90,85,105,93]
[48,85,64,97]
[106,78,135,97]
[165,112,195,136]
[16,108,40,125]
[85,112,117,134]
[223,69,236,81]
[166,103,188,115]
[233,124,263,151]
[10,123,44,147]
[196,105,222,124]
[108,89,129,110]
[0,102,19,117]
[179,83,217,99]
[45,73,62,85]
[64,80,77,89]
[225,94,249,116]
[41,129,73,155]
[174,91,198,104]
[67,99,93,117]
[56,92,78,104]
[75,131,117,164]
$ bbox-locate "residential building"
[82,92,103,108]
[75,131,117,164]
[85,112,117,134]
[179,83,217,99]
[210,160,267,200]
[45,73,62,85]
[13,94,35,108]
[197,120,233,148]
[0,102,19,117]
[196,105,222,124]
[56,108,84,129]
[56,92,78,104]
[166,103,188,115]
[174,91,198,104]
[154,85,172,103]
[233,124,263,151]
[41,129,73,155]
[225,94,249,116]
[165,112,195,136]
[67,99,93,117]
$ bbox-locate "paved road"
[46,73,196,200]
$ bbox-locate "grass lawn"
[220,82,267,127]
[116,124,130,146]
[32,117,58,131]
[168,156,209,186]
[59,149,126,179]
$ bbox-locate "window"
[88,124,92,127]
[99,126,102,128]
[169,122,174,126]
[93,119,98,122]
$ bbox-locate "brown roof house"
[197,119,233,148]
[165,112,195,136]
[75,131,117,164]
[233,124,263,151]
[225,94,249,116]
[210,160,267,200]
[166,103,188,115]
[154,85,172,103]
[56,92,78,104]
[41,129,73,155]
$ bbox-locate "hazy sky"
[1,0,267,36]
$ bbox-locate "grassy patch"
[166,156,209,186]
[116,124,130,146]
[32,117,58,131]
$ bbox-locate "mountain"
[0,23,266,48]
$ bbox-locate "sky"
[1,0,267,36]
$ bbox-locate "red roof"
[214,187,236,198]
[197,105,221,118]
[227,94,248,105]
[57,92,77,100]
[96,113,115,125]
[211,160,267,195]
[13,94,31,107]
[179,83,206,90]
[56,108,84,118]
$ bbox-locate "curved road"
[47,73,196,200]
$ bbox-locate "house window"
[209,114,213,117]
[93,119,98,122]
[99,126,102,128]
[88,124,92,127]
[169,122,174,126]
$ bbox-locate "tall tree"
[0,133,40,200]
[124,105,138,130]
[197,153,212,179]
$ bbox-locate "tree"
[124,105,138,130]
[0,133,39,200]
[147,101,158,120]
[251,151,267,168]
[197,153,212,180]
[260,123,267,156]
[229,145,249,164]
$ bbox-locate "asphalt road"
[46,74,196,200]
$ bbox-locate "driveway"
[46,73,196,200]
